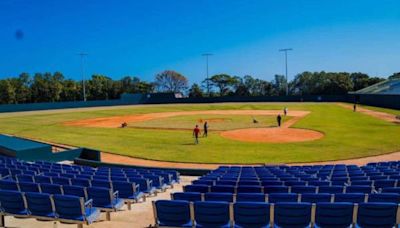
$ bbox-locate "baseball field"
[0,102,399,164]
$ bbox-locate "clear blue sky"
[0,0,399,83]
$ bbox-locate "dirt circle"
[220,127,324,143]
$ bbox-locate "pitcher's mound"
[220,128,324,143]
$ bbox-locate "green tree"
[188,83,204,98]
[204,74,238,96]
[154,70,188,93]
[0,79,16,104]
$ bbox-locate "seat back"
[318,186,344,194]
[346,185,373,193]
[194,201,230,227]
[274,202,311,227]
[263,186,289,194]
[112,181,136,198]
[268,193,298,203]
[25,192,54,217]
[0,190,27,215]
[368,193,400,203]
[184,184,209,193]
[211,185,235,193]
[51,177,71,186]
[87,187,112,208]
[19,182,40,193]
[34,176,52,184]
[155,200,192,227]
[172,192,202,202]
[91,180,112,189]
[237,185,263,193]
[16,174,34,183]
[234,202,270,227]
[236,193,265,202]
[315,202,353,228]
[63,185,87,199]
[334,193,365,203]
[53,194,85,220]
[357,202,398,228]
[71,178,91,187]
[301,193,331,203]
[0,180,19,191]
[40,183,63,195]
[291,186,317,194]
[204,192,234,202]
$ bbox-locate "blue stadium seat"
[268,193,298,203]
[53,194,100,226]
[374,180,397,189]
[71,178,91,187]
[346,185,373,194]
[0,190,29,217]
[236,185,263,193]
[194,201,231,227]
[63,185,87,200]
[154,200,193,227]
[315,202,353,228]
[273,202,311,228]
[233,202,270,228]
[15,174,34,183]
[264,186,289,194]
[0,180,19,191]
[173,192,202,202]
[236,193,265,202]
[19,182,40,193]
[334,193,365,203]
[129,178,157,195]
[204,192,234,202]
[308,181,330,186]
[356,202,398,228]
[211,185,236,194]
[350,180,373,186]
[25,192,55,220]
[34,176,52,184]
[301,193,331,203]
[112,181,145,207]
[184,184,209,193]
[291,186,317,194]
[52,177,71,186]
[87,187,124,220]
[318,186,344,194]
[368,193,400,203]
[381,187,400,194]
[217,180,237,186]
[285,181,307,186]
[193,180,214,186]
[91,179,112,189]
[40,183,63,195]
[238,181,261,186]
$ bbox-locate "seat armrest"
[113,190,119,198]
[84,199,93,208]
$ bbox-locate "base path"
[337,103,400,124]
[64,110,309,128]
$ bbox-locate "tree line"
[0,70,398,104]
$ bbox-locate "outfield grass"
[0,103,399,164]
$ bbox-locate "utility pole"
[78,52,88,101]
[202,53,213,97]
[279,48,293,96]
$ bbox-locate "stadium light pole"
[202,53,213,97]
[279,48,293,96]
[78,52,88,101]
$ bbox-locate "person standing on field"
[277,114,282,127]
[284,107,288,116]
[353,103,357,112]
[193,125,201,144]
[203,121,208,137]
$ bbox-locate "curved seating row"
[153,200,400,227]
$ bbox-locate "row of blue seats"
[0,189,102,228]
[9,174,159,194]
[0,179,144,209]
[153,200,400,227]
[184,184,384,194]
[193,179,400,188]
[172,192,400,203]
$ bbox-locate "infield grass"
[0,102,399,164]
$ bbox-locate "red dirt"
[64,110,309,128]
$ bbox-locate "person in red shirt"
[193,125,201,144]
